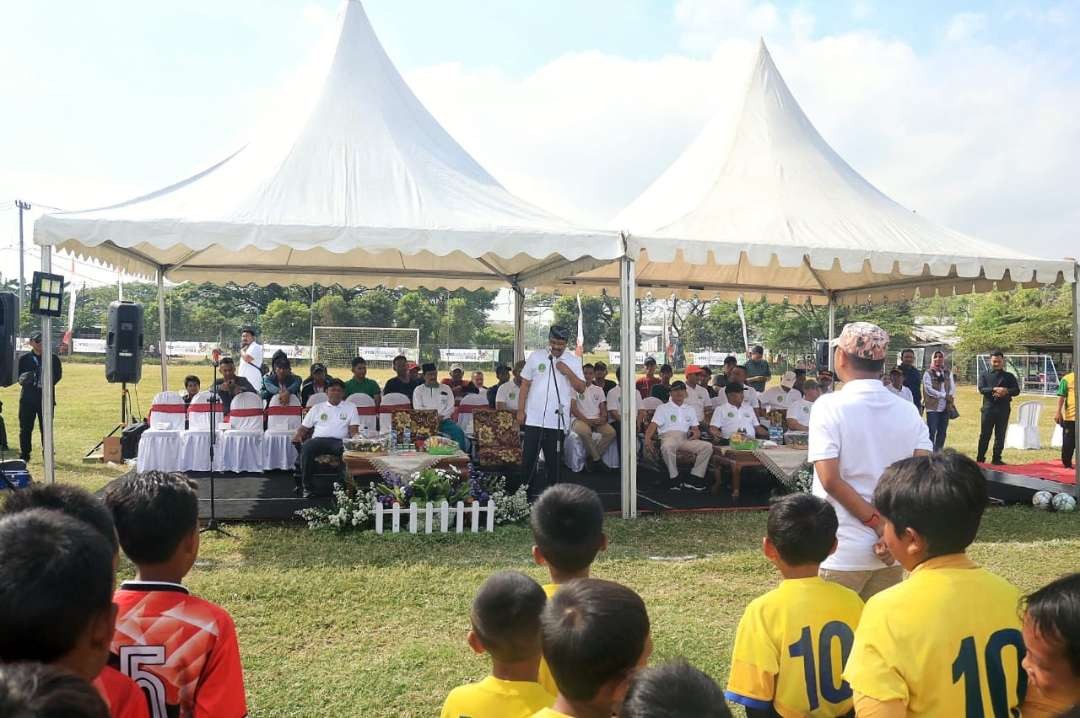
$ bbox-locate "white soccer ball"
[1032,491,1055,510]
[1051,493,1077,512]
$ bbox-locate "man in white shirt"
[517,326,587,496]
[709,383,768,441]
[808,322,933,601]
[716,365,762,411]
[495,360,525,412]
[683,364,712,425]
[785,379,820,431]
[238,327,264,391]
[413,363,467,451]
[760,371,803,412]
[643,381,712,492]
[292,379,359,498]
[884,367,914,403]
[570,364,616,471]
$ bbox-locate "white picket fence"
[374,500,497,534]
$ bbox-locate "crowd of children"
[0,454,1077,717]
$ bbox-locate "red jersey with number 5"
[111,581,247,718]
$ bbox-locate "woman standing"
[923,350,956,450]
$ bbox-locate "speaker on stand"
[87,301,145,460]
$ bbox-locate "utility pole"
[15,200,31,310]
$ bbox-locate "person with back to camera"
[620,659,731,718]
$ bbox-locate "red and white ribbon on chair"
[355,405,377,417]
[223,408,264,424]
[147,404,187,421]
[266,405,303,417]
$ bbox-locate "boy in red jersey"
[105,471,248,718]
[0,485,148,718]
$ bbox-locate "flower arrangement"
[296,481,377,532]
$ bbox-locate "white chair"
[217,392,265,473]
[1005,401,1042,450]
[347,393,378,435]
[305,392,328,410]
[379,392,410,432]
[641,396,662,412]
[1052,423,1064,448]
[136,391,186,472]
[179,391,225,471]
[263,394,302,471]
[564,425,620,473]
[457,394,490,437]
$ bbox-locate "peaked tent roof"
[563,41,1073,304]
[34,1,619,290]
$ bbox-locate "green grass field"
[2,363,1077,717]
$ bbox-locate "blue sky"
[1,0,1078,286]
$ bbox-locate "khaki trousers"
[819,565,904,602]
[571,419,616,462]
[659,433,713,480]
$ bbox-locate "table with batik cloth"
[343,450,471,484]
[751,446,810,490]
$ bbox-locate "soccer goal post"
[311,326,420,370]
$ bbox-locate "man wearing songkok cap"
[414,363,468,451]
[807,322,932,601]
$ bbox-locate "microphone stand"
[201,358,233,538]
[550,353,565,487]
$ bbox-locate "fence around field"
[374,500,497,534]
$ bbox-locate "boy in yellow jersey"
[621,659,732,717]
[531,578,651,718]
[1021,573,1080,717]
[846,451,1027,716]
[725,494,863,717]
[440,572,554,718]
[529,485,608,696]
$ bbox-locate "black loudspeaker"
[105,301,144,384]
[815,339,830,369]
[0,293,16,387]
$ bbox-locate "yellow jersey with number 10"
[845,554,1026,717]
[725,576,864,717]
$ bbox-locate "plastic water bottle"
[769,424,784,445]
[403,427,412,451]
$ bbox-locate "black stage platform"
[983,467,1077,504]
[98,465,779,522]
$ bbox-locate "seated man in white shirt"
[719,365,763,412]
[413,363,468,451]
[495,360,525,412]
[709,383,769,442]
[570,364,616,472]
[292,379,359,498]
[643,381,713,492]
[884,367,914,403]
[786,379,821,431]
[760,370,803,412]
[683,364,712,425]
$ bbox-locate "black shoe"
[976,457,987,464]
[991,459,1006,466]
[676,482,707,493]
[302,489,313,499]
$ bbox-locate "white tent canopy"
[562,41,1073,304]
[34,0,620,290]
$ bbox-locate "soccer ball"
[1032,491,1054,510]
[1051,493,1077,512]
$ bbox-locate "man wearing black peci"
[977,350,1020,465]
[383,354,420,400]
[17,331,62,462]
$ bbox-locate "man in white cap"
[760,371,803,412]
[808,322,932,600]
[442,364,468,401]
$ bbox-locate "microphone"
[211,348,221,367]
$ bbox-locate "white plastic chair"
[1004,401,1042,450]
[564,426,620,472]
[217,392,265,472]
[347,393,378,435]
[641,396,663,412]
[263,394,302,471]
[379,392,410,432]
[1052,423,1064,448]
[179,390,224,471]
[136,391,186,472]
[457,393,490,437]
[305,392,328,410]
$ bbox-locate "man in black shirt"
[17,331,62,462]
[899,349,924,413]
[383,354,420,400]
[211,357,257,416]
[977,350,1020,464]
[486,364,510,407]
[593,361,617,394]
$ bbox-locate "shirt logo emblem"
[669,414,677,421]
[777,396,784,402]
[537,363,547,372]
[727,411,734,418]
[320,413,328,421]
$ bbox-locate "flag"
[736,297,750,354]
[575,293,584,357]
[60,261,76,354]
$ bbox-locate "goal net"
[311,326,420,371]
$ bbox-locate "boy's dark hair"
[105,471,199,565]
[351,356,367,368]
[901,348,915,357]
[644,357,657,366]
[530,485,605,573]
[767,494,838,566]
[752,345,764,355]
[471,571,547,663]
[1024,572,1080,676]
[725,382,745,396]
[844,352,885,373]
[219,356,235,366]
[0,663,110,718]
[620,659,732,718]
[583,363,594,371]
[669,380,686,392]
[874,451,987,557]
[241,326,257,337]
[0,511,114,663]
[1,483,118,554]
[184,374,200,386]
[541,579,650,701]
[889,367,903,376]
[272,350,290,370]
[327,378,346,390]
[660,364,673,374]
[724,356,737,365]
[990,349,1005,358]
[594,361,607,371]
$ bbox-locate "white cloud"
[674,0,780,52]
[852,1,873,21]
[945,12,988,42]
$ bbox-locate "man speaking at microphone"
[517,325,587,498]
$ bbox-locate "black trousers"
[523,425,563,497]
[977,408,1010,463]
[298,437,344,495]
[1062,422,1076,468]
[18,400,43,461]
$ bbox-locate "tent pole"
[619,243,638,518]
[513,285,525,362]
[827,294,836,372]
[1073,265,1079,497]
[40,247,56,484]
[157,268,168,392]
